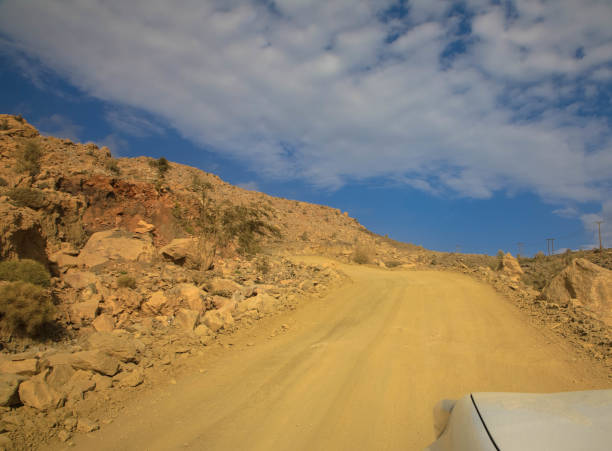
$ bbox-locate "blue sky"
[1,0,611,256]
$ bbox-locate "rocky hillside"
[0,113,610,449]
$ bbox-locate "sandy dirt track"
[63,260,610,451]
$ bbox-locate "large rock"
[85,332,139,363]
[0,374,25,407]
[46,364,76,391]
[235,293,278,316]
[78,230,155,267]
[68,351,120,376]
[544,258,612,326]
[69,299,100,325]
[92,314,115,332]
[499,252,523,280]
[0,357,39,376]
[202,309,234,332]
[209,278,242,294]
[18,377,64,410]
[160,238,214,270]
[142,290,170,315]
[170,283,207,314]
[174,309,200,332]
[107,288,142,315]
[63,270,99,290]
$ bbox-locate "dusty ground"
[46,259,610,451]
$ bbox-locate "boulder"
[85,332,139,363]
[0,358,39,376]
[69,350,120,376]
[92,373,113,391]
[63,270,99,290]
[78,230,155,267]
[544,258,612,326]
[202,309,234,332]
[46,364,76,391]
[171,283,207,314]
[92,314,115,332]
[134,219,154,234]
[160,237,214,270]
[142,290,169,316]
[114,366,144,388]
[235,293,278,316]
[209,278,242,294]
[499,252,523,280]
[0,374,25,407]
[174,309,200,332]
[66,370,96,400]
[194,324,212,338]
[18,377,64,410]
[69,299,100,325]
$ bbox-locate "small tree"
[0,281,55,337]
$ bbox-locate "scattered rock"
[57,430,71,442]
[160,238,204,269]
[91,373,113,391]
[66,370,96,400]
[171,283,207,314]
[46,364,76,392]
[0,433,12,450]
[76,418,99,433]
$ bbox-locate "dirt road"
[65,261,610,450]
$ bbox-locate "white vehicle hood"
[472,390,612,451]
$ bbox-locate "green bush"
[16,141,42,176]
[117,275,136,289]
[7,187,46,209]
[105,158,120,175]
[0,281,55,337]
[150,157,170,178]
[0,119,8,130]
[0,259,51,287]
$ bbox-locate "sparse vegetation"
[352,244,373,264]
[0,176,8,187]
[385,260,401,268]
[0,281,55,337]
[7,187,46,209]
[300,231,309,241]
[117,274,137,289]
[0,118,9,130]
[255,255,271,275]
[0,259,51,287]
[16,140,42,176]
[105,158,121,175]
[150,157,170,178]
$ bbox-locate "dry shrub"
[117,275,136,289]
[16,140,42,176]
[352,244,373,264]
[0,281,56,337]
[7,187,46,209]
[0,259,51,287]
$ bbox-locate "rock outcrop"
[544,258,612,326]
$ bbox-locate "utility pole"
[517,242,524,258]
[595,221,603,250]
[546,238,555,256]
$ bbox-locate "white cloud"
[0,0,610,213]
[104,109,165,138]
[37,114,82,141]
[237,181,260,191]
